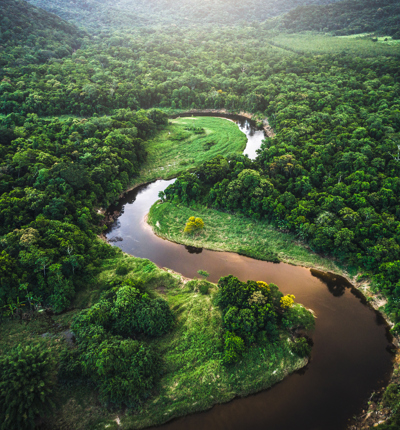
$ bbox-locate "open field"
[148,201,344,274]
[269,32,400,56]
[130,116,247,187]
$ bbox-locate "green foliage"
[66,278,174,406]
[216,275,313,361]
[0,342,57,430]
[115,262,129,276]
[276,0,400,37]
[222,331,246,365]
[197,269,210,279]
[0,0,84,68]
[199,283,210,295]
[290,337,312,357]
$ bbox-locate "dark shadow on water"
[310,269,351,297]
[185,245,203,254]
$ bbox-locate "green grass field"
[148,201,344,274]
[0,249,307,430]
[269,32,400,56]
[130,116,247,187]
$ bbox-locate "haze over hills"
[274,0,400,37]
[26,0,341,30]
[0,0,85,68]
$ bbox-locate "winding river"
[106,117,394,430]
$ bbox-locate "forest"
[1,0,400,428]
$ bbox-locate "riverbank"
[168,108,276,138]
[148,201,345,275]
[28,248,310,429]
[126,116,247,191]
[147,200,399,430]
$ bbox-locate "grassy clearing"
[130,116,247,187]
[269,32,400,56]
[0,247,307,430]
[148,201,343,274]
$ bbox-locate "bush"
[291,337,311,357]
[111,285,174,337]
[184,216,204,234]
[81,336,160,406]
[0,343,57,430]
[199,282,209,295]
[115,263,129,276]
[222,331,245,365]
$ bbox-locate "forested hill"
[275,0,400,37]
[0,0,86,68]
[26,0,339,30]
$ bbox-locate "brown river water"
[106,118,393,430]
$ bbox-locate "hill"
[26,0,340,30]
[0,0,85,68]
[276,0,400,37]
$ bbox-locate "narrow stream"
[106,117,393,430]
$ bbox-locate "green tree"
[0,343,57,430]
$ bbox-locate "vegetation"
[2,0,400,426]
[148,201,343,271]
[0,342,57,430]
[274,0,400,37]
[132,117,247,186]
[270,32,400,56]
[0,0,85,68]
[26,0,337,30]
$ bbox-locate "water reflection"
[185,245,203,254]
[310,269,349,297]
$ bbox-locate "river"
[106,117,393,430]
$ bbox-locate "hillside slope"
[26,0,340,30]
[276,0,400,36]
[0,0,85,68]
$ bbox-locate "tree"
[184,216,204,234]
[0,343,57,430]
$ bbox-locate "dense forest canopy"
[0,0,86,68]
[1,0,400,428]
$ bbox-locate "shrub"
[115,262,129,276]
[0,343,57,430]
[184,216,204,234]
[81,337,160,406]
[199,282,209,295]
[291,337,311,357]
[111,285,174,337]
[280,294,295,309]
[222,331,245,365]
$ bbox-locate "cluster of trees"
[0,0,86,68]
[216,276,313,364]
[162,54,400,327]
[0,108,167,313]
[275,0,400,37]
[0,342,57,430]
[61,278,174,406]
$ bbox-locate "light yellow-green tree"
[184,216,204,234]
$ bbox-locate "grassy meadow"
[269,32,400,56]
[148,201,344,274]
[130,116,247,187]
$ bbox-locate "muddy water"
[106,119,393,430]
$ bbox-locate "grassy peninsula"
[0,248,311,430]
[148,201,344,274]
[130,116,247,187]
